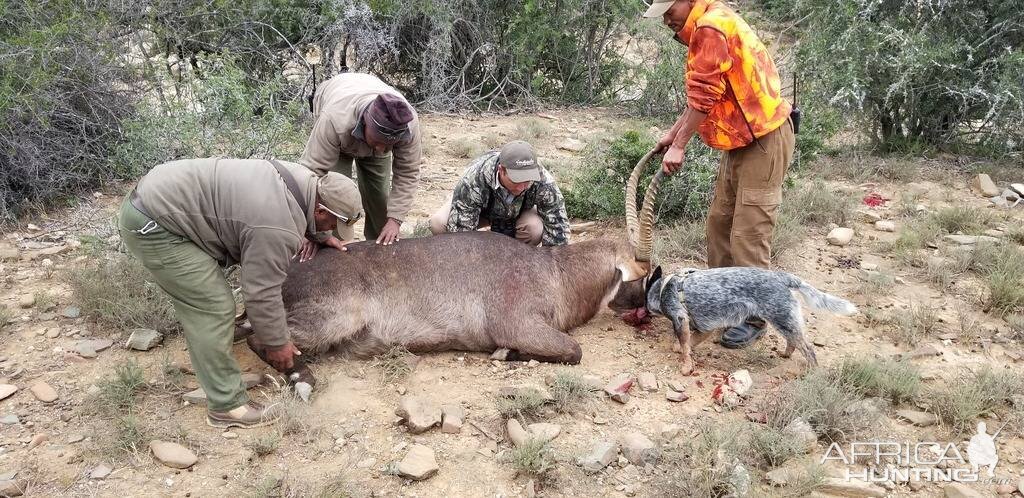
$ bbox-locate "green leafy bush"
[563,130,717,223]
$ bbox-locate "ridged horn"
[625,148,659,248]
[635,170,665,262]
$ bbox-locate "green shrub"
[793,0,1024,155]
[931,367,1024,434]
[563,130,717,223]
[67,255,178,335]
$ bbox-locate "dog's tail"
[781,273,858,315]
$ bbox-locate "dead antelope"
[245,165,664,384]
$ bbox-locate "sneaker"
[720,318,767,349]
[207,401,280,429]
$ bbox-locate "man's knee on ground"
[517,210,543,246]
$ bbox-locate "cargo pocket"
[741,187,782,206]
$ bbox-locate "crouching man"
[429,141,570,246]
[118,158,362,428]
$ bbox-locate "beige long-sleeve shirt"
[136,158,318,347]
[299,73,423,222]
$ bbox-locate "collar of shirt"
[678,0,712,46]
[350,103,370,144]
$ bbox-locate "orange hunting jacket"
[679,0,791,150]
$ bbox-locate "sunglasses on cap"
[319,203,363,226]
[368,113,411,142]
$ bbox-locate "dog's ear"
[645,266,663,295]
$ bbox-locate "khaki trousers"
[706,118,795,269]
[117,197,248,412]
[428,197,543,246]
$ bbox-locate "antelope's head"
[610,147,666,320]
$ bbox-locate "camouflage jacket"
[446,151,570,246]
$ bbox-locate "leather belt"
[130,189,154,220]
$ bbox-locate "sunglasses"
[319,204,363,226]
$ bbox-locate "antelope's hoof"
[680,358,695,376]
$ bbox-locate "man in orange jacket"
[645,0,797,349]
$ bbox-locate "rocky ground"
[1,108,1023,497]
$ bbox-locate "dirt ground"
[1,108,1023,498]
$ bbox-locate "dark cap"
[367,94,414,142]
[498,141,542,183]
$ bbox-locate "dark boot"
[720,318,767,349]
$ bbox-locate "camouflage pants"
[429,196,543,246]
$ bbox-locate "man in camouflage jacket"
[429,141,569,246]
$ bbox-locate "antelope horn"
[625,148,659,248]
[636,170,665,262]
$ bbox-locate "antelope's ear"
[645,266,663,295]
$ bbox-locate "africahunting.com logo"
[822,422,1012,484]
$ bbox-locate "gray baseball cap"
[317,172,363,222]
[498,141,542,183]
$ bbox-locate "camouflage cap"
[316,172,363,221]
[498,140,542,183]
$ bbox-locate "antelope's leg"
[500,324,583,364]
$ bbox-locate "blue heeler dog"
[634,266,857,374]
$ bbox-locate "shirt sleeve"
[446,166,487,233]
[300,114,343,177]
[535,182,570,246]
[238,227,301,348]
[385,118,424,222]
[686,26,732,113]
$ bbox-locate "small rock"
[182,388,207,405]
[395,396,442,434]
[396,444,438,481]
[827,227,855,246]
[221,432,238,440]
[0,479,24,497]
[17,294,35,308]
[44,328,60,339]
[666,380,687,392]
[666,390,689,402]
[507,419,530,447]
[526,423,561,444]
[29,382,57,403]
[1,414,20,425]
[784,417,818,451]
[0,384,17,401]
[819,477,886,497]
[859,262,878,271]
[727,369,753,396]
[856,210,883,223]
[67,434,84,443]
[125,328,164,351]
[150,440,197,469]
[620,432,658,465]
[944,234,999,245]
[61,306,81,319]
[0,243,20,262]
[765,467,792,486]
[27,433,48,449]
[901,343,943,360]
[971,174,1000,197]
[89,464,113,479]
[356,458,376,468]
[578,440,619,473]
[557,138,587,153]
[604,373,634,403]
[1009,183,1024,197]
[874,220,896,232]
[943,482,985,498]
[995,483,1015,495]
[895,409,938,427]
[440,404,464,434]
[637,372,658,392]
